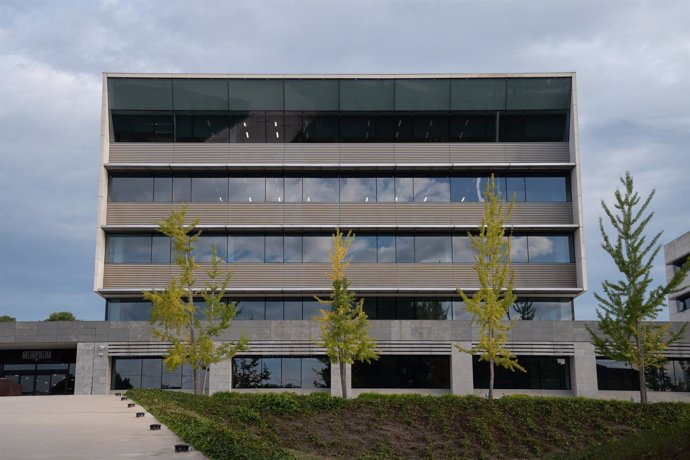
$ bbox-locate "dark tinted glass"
[107,235,151,263]
[284,236,303,262]
[415,235,451,262]
[265,299,284,320]
[172,79,228,111]
[451,177,482,202]
[228,236,264,262]
[525,177,568,202]
[508,299,573,321]
[348,235,377,262]
[596,359,639,391]
[302,300,322,320]
[302,113,339,142]
[282,358,302,388]
[377,298,396,319]
[106,300,152,321]
[176,114,230,142]
[191,177,228,202]
[449,113,496,142]
[151,236,171,263]
[142,359,162,388]
[414,298,450,319]
[111,114,173,142]
[110,177,153,202]
[413,114,448,141]
[377,235,396,263]
[451,79,506,110]
[153,177,172,202]
[397,298,415,319]
[229,177,265,203]
[452,236,475,262]
[162,366,183,389]
[506,177,526,202]
[285,80,339,111]
[228,80,284,111]
[112,359,141,389]
[172,177,191,202]
[235,299,265,320]
[352,355,450,389]
[262,358,282,387]
[506,78,571,110]
[452,300,473,320]
[340,79,395,111]
[395,79,450,111]
[474,356,571,390]
[283,300,302,320]
[109,78,173,110]
[302,357,330,388]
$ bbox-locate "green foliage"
[315,228,378,399]
[45,311,76,321]
[0,315,16,322]
[126,389,690,460]
[587,172,690,403]
[457,175,523,399]
[143,207,248,394]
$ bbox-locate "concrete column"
[572,342,598,398]
[209,359,232,395]
[451,342,474,395]
[75,342,110,395]
[329,362,351,398]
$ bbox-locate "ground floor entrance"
[0,349,76,395]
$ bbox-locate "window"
[235,299,265,320]
[473,356,571,390]
[414,235,452,263]
[109,177,153,202]
[302,236,331,262]
[340,177,376,203]
[191,177,228,202]
[106,300,152,321]
[676,294,690,313]
[348,235,377,262]
[527,235,572,263]
[228,235,264,262]
[352,355,450,389]
[112,358,194,390]
[303,178,338,202]
[448,113,496,142]
[106,235,152,263]
[232,356,330,389]
[452,236,475,262]
[266,177,284,203]
[176,114,230,142]
[229,177,265,203]
[525,177,568,202]
[508,299,573,321]
[172,177,191,202]
[414,177,450,202]
[597,358,690,392]
[111,113,173,142]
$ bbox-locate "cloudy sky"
[0,0,688,321]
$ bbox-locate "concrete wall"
[665,230,690,321]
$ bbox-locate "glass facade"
[106,297,573,321]
[352,355,450,389]
[109,173,570,203]
[473,356,571,390]
[232,356,330,389]
[0,349,76,395]
[596,358,690,392]
[675,294,690,313]
[105,232,574,265]
[111,357,194,390]
[109,77,570,143]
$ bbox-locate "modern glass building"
[665,230,690,322]
[1,73,688,399]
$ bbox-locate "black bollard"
[121,396,128,401]
[150,424,161,431]
[136,412,145,418]
[175,444,190,453]
[128,403,135,408]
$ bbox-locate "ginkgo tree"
[144,207,247,395]
[315,228,378,399]
[587,172,690,404]
[457,176,524,400]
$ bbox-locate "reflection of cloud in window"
[510,236,529,262]
[347,237,377,262]
[304,178,338,202]
[377,239,396,261]
[340,178,375,202]
[303,236,332,262]
[377,178,395,202]
[527,236,554,258]
[414,178,450,202]
[415,236,451,262]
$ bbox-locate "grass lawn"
[127,389,690,460]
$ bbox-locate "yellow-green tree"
[316,229,378,399]
[587,172,690,404]
[143,207,247,394]
[457,176,524,399]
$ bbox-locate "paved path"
[0,395,207,459]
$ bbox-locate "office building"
[665,231,690,321]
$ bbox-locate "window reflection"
[340,177,376,203]
[415,235,451,262]
[191,177,228,202]
[232,356,330,389]
[228,235,264,262]
[395,178,413,202]
[229,177,265,203]
[348,235,377,262]
[302,236,331,262]
[414,177,450,202]
[193,235,227,262]
[303,178,338,202]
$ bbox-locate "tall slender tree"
[315,229,378,399]
[144,207,247,395]
[587,172,690,403]
[457,176,524,399]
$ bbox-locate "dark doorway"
[0,349,76,395]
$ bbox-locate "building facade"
[665,230,690,321]
[1,73,688,399]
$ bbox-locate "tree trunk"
[201,366,208,395]
[340,361,348,399]
[636,322,648,404]
[489,358,494,400]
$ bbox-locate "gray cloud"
[1,0,689,320]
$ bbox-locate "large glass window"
[415,235,452,263]
[176,114,230,142]
[235,299,265,320]
[527,235,572,263]
[232,356,329,389]
[597,358,690,392]
[302,236,331,262]
[191,177,228,202]
[452,236,475,262]
[448,113,496,142]
[499,112,568,142]
[525,177,568,202]
[228,235,264,262]
[229,177,266,203]
[352,355,450,389]
[303,178,338,203]
[340,177,376,203]
[112,358,194,390]
[172,176,191,202]
[109,177,153,202]
[111,113,174,143]
[154,177,172,202]
[473,356,571,390]
[348,235,377,262]
[106,235,152,263]
[414,177,450,202]
[106,299,152,321]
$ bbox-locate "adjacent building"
[0,73,688,400]
[665,230,690,321]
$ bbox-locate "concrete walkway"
[0,395,207,459]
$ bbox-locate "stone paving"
[0,395,206,459]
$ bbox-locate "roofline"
[102,72,576,79]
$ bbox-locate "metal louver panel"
[107,342,172,356]
[471,341,575,356]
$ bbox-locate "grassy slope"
[127,389,690,460]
